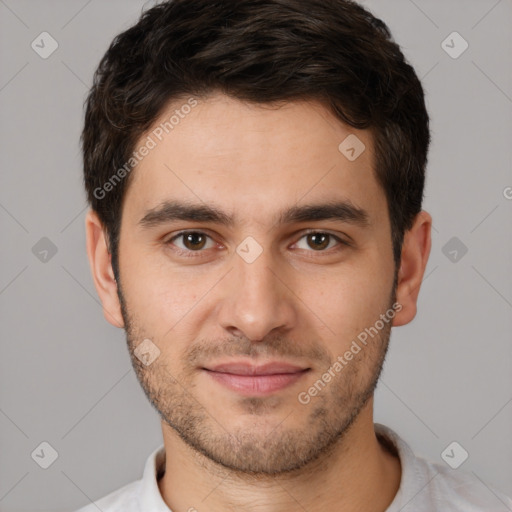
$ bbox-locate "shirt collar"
[139,424,417,511]
[139,443,170,511]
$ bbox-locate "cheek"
[121,254,214,340]
[306,261,392,347]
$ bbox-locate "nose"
[216,247,297,342]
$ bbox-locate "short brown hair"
[82,0,430,279]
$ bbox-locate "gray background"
[0,0,511,510]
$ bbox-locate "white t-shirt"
[74,423,512,511]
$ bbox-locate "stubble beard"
[117,280,395,476]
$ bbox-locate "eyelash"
[164,230,350,258]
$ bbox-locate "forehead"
[122,93,385,226]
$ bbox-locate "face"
[115,93,399,474]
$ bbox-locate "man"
[77,0,512,510]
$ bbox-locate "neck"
[157,402,401,512]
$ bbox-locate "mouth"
[201,360,311,396]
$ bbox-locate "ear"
[392,210,432,327]
[85,209,125,328]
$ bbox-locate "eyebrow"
[138,199,370,229]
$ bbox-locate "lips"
[204,361,308,376]
[202,360,310,395]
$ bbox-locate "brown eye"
[294,231,348,253]
[167,231,215,253]
[182,232,207,250]
[294,230,351,256]
[306,233,330,250]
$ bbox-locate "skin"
[86,92,431,512]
